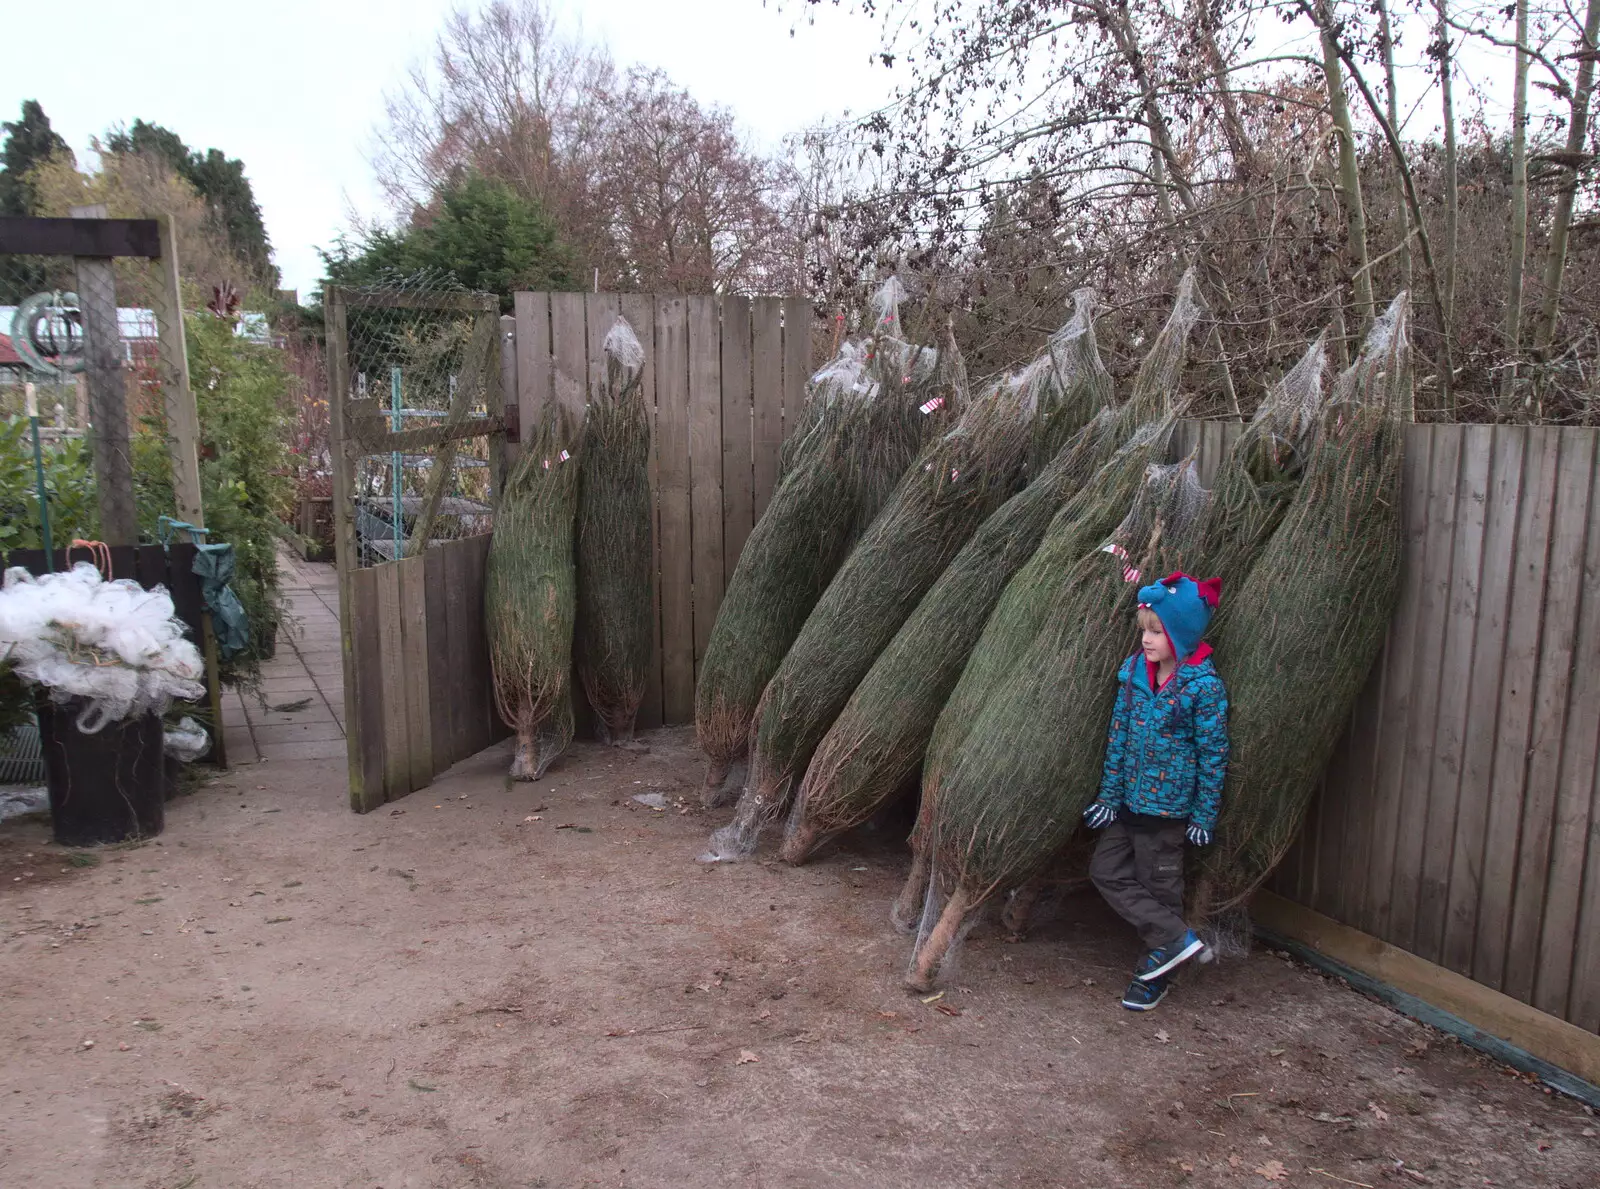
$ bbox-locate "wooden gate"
[324,286,512,812]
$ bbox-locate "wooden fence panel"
[1531,431,1600,1020]
[619,294,664,730]
[373,561,411,797]
[514,291,551,438]
[721,296,756,578]
[1440,426,1519,975]
[398,556,433,781]
[424,546,454,778]
[504,289,804,729]
[549,292,588,420]
[751,296,785,518]
[1388,428,1461,955]
[1168,420,1600,1036]
[781,298,810,468]
[655,296,695,723]
[349,565,386,812]
[687,296,725,674]
[1474,428,1560,990]
[1504,431,1594,1009]
[1414,425,1489,965]
[585,292,622,390]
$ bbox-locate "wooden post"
[324,287,371,810]
[71,204,138,545]
[493,312,514,504]
[152,213,204,528]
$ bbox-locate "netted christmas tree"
[575,317,652,743]
[1192,295,1409,923]
[779,292,1117,864]
[1194,335,1329,587]
[486,406,582,781]
[704,335,1074,862]
[990,335,1334,940]
[694,279,957,804]
[904,458,1214,990]
[889,270,1206,927]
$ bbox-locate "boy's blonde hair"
[1136,606,1164,633]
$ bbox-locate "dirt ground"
[1,728,1595,1189]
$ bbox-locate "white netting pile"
[0,564,206,733]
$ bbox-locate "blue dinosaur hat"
[1137,571,1222,660]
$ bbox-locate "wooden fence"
[1179,421,1600,1041]
[507,292,813,727]
[343,538,509,804]
[340,295,1600,1050]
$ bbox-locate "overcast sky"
[5,1,1534,302]
[3,0,890,298]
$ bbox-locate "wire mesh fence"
[330,273,502,568]
[0,242,231,550]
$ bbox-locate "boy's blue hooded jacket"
[1097,573,1230,831]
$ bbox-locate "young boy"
[1082,572,1228,1011]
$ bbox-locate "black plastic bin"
[37,699,165,846]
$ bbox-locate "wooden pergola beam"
[0,216,162,258]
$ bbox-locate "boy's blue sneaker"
[1121,975,1168,1011]
[1136,930,1208,981]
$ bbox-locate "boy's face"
[1138,609,1174,666]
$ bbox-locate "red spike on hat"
[1156,571,1223,609]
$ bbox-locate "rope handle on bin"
[67,539,112,579]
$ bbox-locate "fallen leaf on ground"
[389,808,405,816]
[1368,1101,1390,1122]
[1229,1155,1242,1169]
[1255,1159,1288,1181]
[736,1050,758,1065]
[1154,1029,1170,1043]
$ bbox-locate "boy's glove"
[1186,823,1212,847]
[1083,802,1117,830]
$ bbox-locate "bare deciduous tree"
[369,0,799,294]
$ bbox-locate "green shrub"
[174,314,295,684]
[0,416,99,551]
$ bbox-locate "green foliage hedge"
[0,311,294,708]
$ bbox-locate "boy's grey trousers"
[1089,819,1189,950]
